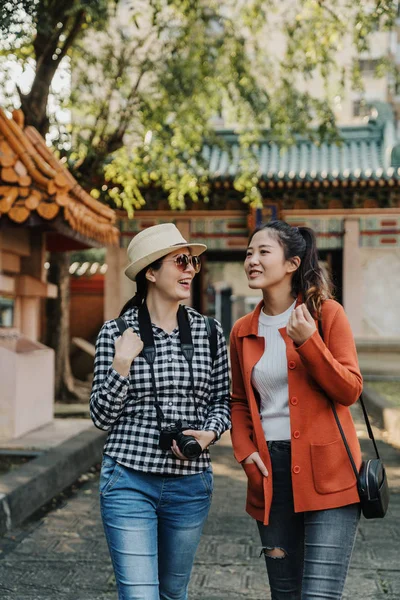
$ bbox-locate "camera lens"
[176,432,202,460]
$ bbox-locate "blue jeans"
[100,455,212,600]
[257,441,360,600]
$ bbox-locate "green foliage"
[70,248,106,264]
[0,1,36,35]
[1,0,397,211]
[0,1,114,54]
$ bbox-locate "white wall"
[361,248,400,337]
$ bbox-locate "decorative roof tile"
[203,118,399,185]
[0,108,119,246]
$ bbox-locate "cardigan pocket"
[311,439,357,495]
[242,462,265,508]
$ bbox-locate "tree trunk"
[19,5,85,135]
[46,252,77,401]
[19,63,53,134]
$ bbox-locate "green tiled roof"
[203,109,399,183]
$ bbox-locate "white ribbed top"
[251,300,296,441]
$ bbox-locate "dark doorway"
[191,248,343,318]
[319,249,343,304]
[192,250,245,314]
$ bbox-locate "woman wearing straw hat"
[90,223,230,600]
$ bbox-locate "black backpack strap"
[138,303,164,428]
[204,316,218,366]
[178,306,200,423]
[138,304,156,365]
[115,316,129,336]
[177,305,195,363]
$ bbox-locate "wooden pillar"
[20,230,46,282]
[176,219,190,241]
[20,297,40,340]
[199,252,207,314]
[20,231,46,341]
[0,230,44,340]
[176,219,193,307]
[105,245,134,321]
[343,218,362,337]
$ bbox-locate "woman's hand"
[287,303,316,346]
[242,452,269,476]
[171,429,216,461]
[112,329,144,377]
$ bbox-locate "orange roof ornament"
[0,108,119,246]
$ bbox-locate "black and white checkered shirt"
[90,306,231,475]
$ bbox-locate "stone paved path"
[0,405,399,600]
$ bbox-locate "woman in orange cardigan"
[230,220,362,600]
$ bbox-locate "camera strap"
[137,303,164,432]
[115,314,217,363]
[136,303,200,431]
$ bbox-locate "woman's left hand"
[287,303,316,346]
[171,429,216,461]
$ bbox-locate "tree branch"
[34,0,75,62]
[316,0,344,25]
[57,9,86,62]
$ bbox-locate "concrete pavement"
[0,404,399,600]
[0,420,106,537]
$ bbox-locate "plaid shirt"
[90,306,231,475]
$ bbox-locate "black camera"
[159,420,202,460]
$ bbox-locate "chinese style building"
[0,107,119,439]
[107,102,400,342]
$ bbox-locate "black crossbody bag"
[318,321,389,519]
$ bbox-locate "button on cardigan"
[229,298,363,525]
[90,306,231,476]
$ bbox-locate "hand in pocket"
[242,452,269,477]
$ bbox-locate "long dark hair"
[119,258,163,316]
[248,220,333,317]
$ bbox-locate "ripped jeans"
[257,440,360,600]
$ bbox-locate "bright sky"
[0,54,71,143]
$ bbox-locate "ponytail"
[294,227,333,317]
[119,257,163,316]
[248,220,333,317]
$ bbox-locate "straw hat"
[124,223,207,281]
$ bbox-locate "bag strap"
[115,312,165,428]
[115,316,129,336]
[116,313,218,363]
[137,303,202,428]
[317,320,381,475]
[203,315,217,365]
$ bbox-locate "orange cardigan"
[229,298,362,525]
